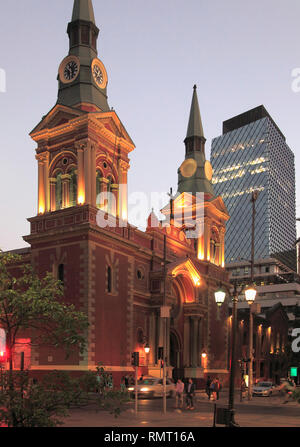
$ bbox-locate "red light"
[0,351,6,361]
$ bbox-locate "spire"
[72,0,95,23]
[186,85,205,139]
[177,85,215,197]
[57,0,110,112]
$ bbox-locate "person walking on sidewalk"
[185,378,195,410]
[241,378,247,400]
[215,377,222,400]
[175,379,185,408]
[210,379,217,401]
[206,376,212,400]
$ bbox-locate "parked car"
[128,376,175,398]
[252,381,275,397]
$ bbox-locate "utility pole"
[248,190,259,401]
[162,234,167,415]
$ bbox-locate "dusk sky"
[0,0,299,251]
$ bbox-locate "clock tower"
[28,0,134,218]
[58,0,109,112]
[162,85,229,267]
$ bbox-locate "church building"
[13,0,231,386]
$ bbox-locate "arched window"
[69,169,77,207]
[55,172,63,210]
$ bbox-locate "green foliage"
[0,251,89,363]
[96,389,131,418]
[0,368,130,427]
[0,252,129,426]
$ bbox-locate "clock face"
[180,158,197,178]
[64,60,79,81]
[204,161,213,181]
[91,58,108,89]
[59,56,80,84]
[93,64,104,86]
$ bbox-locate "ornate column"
[43,152,50,212]
[49,177,57,212]
[118,159,129,221]
[191,317,199,367]
[219,227,226,268]
[204,217,212,262]
[36,153,47,214]
[198,318,202,366]
[91,144,96,207]
[84,141,92,204]
[183,316,190,367]
[76,142,85,205]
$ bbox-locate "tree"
[0,251,130,426]
[0,251,88,375]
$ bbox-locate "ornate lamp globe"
[144,343,150,354]
[245,285,257,305]
[214,289,226,307]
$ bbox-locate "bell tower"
[29,0,135,219]
[162,86,229,267]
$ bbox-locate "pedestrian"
[241,378,247,400]
[175,379,184,408]
[206,376,212,400]
[120,376,126,391]
[129,375,135,386]
[139,374,144,383]
[185,378,195,410]
[210,379,217,401]
[279,377,296,404]
[124,375,129,388]
[215,377,222,400]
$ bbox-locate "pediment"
[30,104,87,136]
[89,111,135,148]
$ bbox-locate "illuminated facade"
[4,0,231,386]
[211,106,296,267]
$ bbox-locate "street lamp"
[214,285,238,426]
[214,288,226,306]
[244,285,257,305]
[244,284,257,400]
[214,282,256,426]
[144,343,150,355]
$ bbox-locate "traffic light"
[131,351,139,367]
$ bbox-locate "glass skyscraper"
[210,105,296,268]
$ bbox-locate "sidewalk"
[62,392,300,427]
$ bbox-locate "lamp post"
[215,283,256,426]
[248,190,259,400]
[245,285,257,400]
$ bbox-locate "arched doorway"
[170,330,183,381]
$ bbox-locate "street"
[62,390,300,427]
